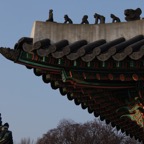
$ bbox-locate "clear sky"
[0,0,143,143]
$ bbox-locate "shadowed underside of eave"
[26,65,144,142]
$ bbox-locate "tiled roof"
[22,35,144,62]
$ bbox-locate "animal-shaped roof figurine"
[64,15,73,24]
[110,14,121,23]
[94,13,105,24]
[124,8,142,21]
[81,15,89,24]
[46,9,54,22]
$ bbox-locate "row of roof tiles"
[19,35,144,62]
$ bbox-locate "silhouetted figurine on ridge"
[124,8,142,21]
[46,9,54,22]
[110,14,121,23]
[94,13,105,24]
[64,15,73,24]
[81,15,89,24]
[0,123,13,144]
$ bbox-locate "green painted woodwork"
[19,51,144,71]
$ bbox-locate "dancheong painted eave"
[1,20,144,142]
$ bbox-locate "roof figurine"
[94,13,105,24]
[124,8,142,21]
[110,14,121,23]
[46,9,54,22]
[64,15,73,24]
[0,122,13,144]
[81,15,89,24]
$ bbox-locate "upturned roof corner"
[0,47,19,62]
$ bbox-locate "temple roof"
[1,20,144,142]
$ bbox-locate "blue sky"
[0,0,143,143]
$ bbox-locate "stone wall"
[31,20,144,44]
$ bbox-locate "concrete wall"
[31,20,144,44]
